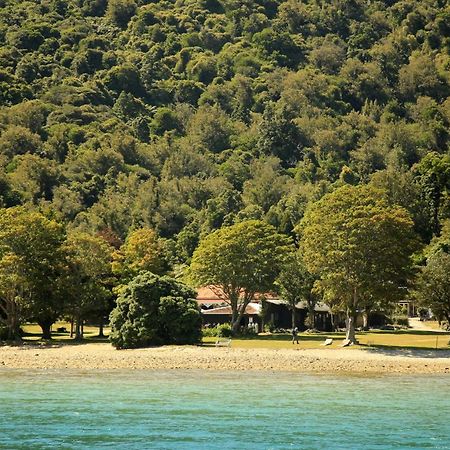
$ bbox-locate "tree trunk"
[306,295,316,330]
[75,316,83,341]
[70,318,74,338]
[345,288,359,345]
[362,311,369,331]
[231,308,238,331]
[445,313,450,328]
[330,313,335,331]
[98,317,105,338]
[232,302,248,334]
[308,306,315,330]
[291,306,296,329]
[345,313,357,344]
[38,318,53,340]
[6,298,21,341]
[230,294,239,333]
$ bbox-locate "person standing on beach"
[292,327,299,344]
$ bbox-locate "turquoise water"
[0,370,449,449]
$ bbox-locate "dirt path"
[409,317,447,332]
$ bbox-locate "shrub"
[392,315,409,327]
[202,323,232,337]
[217,323,232,337]
[109,272,202,349]
[106,0,137,28]
[202,326,217,337]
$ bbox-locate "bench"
[215,338,232,347]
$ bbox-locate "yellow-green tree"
[0,207,66,339]
[0,253,27,340]
[65,231,114,340]
[276,251,317,329]
[298,185,418,344]
[113,228,166,282]
[190,220,293,333]
[414,220,450,325]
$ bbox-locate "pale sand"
[1,343,450,374]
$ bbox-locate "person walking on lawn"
[292,327,299,344]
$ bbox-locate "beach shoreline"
[1,343,450,374]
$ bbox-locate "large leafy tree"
[276,252,317,329]
[0,208,66,339]
[65,231,114,340]
[112,227,167,282]
[413,152,450,239]
[190,220,293,333]
[415,220,450,325]
[415,252,450,326]
[109,272,201,349]
[0,253,27,340]
[298,185,418,344]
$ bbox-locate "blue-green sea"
[0,370,449,450]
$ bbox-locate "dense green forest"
[0,0,450,339]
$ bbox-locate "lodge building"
[196,286,417,331]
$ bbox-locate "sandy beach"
[1,343,450,374]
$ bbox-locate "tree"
[0,208,66,340]
[257,103,303,166]
[242,157,291,214]
[112,228,167,282]
[298,185,418,344]
[276,252,317,329]
[0,253,27,340]
[415,220,450,325]
[0,126,42,160]
[190,220,293,333]
[413,152,450,238]
[109,272,201,349]
[65,232,113,340]
[398,52,448,101]
[415,252,450,325]
[188,105,232,153]
[8,154,59,204]
[106,0,137,28]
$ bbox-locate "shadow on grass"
[367,329,450,336]
[362,345,450,359]
[235,332,346,342]
[16,332,111,347]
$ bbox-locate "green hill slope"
[0,0,449,260]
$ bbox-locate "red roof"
[196,285,278,305]
[202,303,261,315]
[196,286,228,305]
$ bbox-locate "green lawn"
[203,330,450,350]
[21,322,110,342]
[19,322,450,350]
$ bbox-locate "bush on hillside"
[109,272,202,349]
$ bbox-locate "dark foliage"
[109,272,202,348]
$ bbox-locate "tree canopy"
[0,0,448,252]
[298,185,419,343]
[109,272,201,349]
[0,207,66,339]
[1,0,450,339]
[190,220,293,332]
[414,220,450,324]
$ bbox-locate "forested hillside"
[0,0,449,266]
